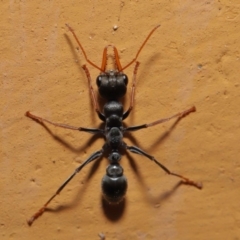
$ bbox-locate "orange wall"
[1,1,240,239]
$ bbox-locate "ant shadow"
[125,52,161,126]
[124,137,194,206]
[101,197,126,222]
[125,113,186,152]
[31,118,104,153]
[43,154,104,215]
[64,34,104,122]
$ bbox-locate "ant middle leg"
[125,106,196,132]
[26,111,103,134]
[126,145,202,189]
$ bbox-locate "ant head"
[102,163,127,203]
[96,71,128,100]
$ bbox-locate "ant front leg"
[126,145,202,189]
[123,61,140,120]
[82,65,105,121]
[26,111,103,134]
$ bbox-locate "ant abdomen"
[102,164,127,203]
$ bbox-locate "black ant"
[26,24,202,226]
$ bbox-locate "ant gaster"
[26,24,202,226]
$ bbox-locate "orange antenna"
[66,24,103,72]
[121,25,160,71]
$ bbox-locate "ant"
[26,24,202,226]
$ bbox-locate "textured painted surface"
[1,1,240,239]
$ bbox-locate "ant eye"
[123,74,128,85]
[96,76,102,87]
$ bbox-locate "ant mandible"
[26,24,202,226]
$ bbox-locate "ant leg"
[27,148,104,226]
[123,61,140,120]
[126,145,202,189]
[26,111,103,134]
[82,65,106,121]
[121,25,160,71]
[125,106,196,132]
